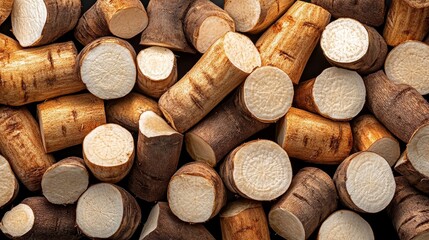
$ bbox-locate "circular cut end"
[196,16,233,53]
[76,183,124,238]
[368,138,400,167]
[0,156,17,208]
[223,32,261,73]
[109,7,148,39]
[220,199,259,218]
[137,47,175,81]
[321,18,369,63]
[11,0,47,47]
[139,203,160,239]
[0,204,34,238]
[345,152,396,213]
[408,124,429,177]
[385,41,429,95]
[243,66,294,122]
[80,41,136,100]
[269,208,305,240]
[185,133,217,166]
[224,0,260,32]
[139,111,178,137]
[318,210,374,240]
[313,67,366,120]
[232,140,292,201]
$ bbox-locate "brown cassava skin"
[395,151,429,195]
[387,177,429,240]
[0,0,13,26]
[0,34,22,54]
[106,92,162,132]
[256,1,330,84]
[364,70,429,143]
[0,107,54,191]
[140,0,195,53]
[37,93,106,153]
[276,107,353,164]
[269,167,338,239]
[141,202,215,240]
[0,42,85,106]
[383,0,429,46]
[311,0,385,27]
[220,200,270,240]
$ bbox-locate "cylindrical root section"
[220,199,270,240]
[158,32,261,133]
[41,157,89,205]
[0,0,13,26]
[394,151,429,194]
[276,107,353,164]
[334,151,396,213]
[184,0,235,53]
[136,47,178,98]
[76,183,141,240]
[37,93,106,153]
[83,124,135,183]
[383,0,429,46]
[139,202,215,240]
[74,0,148,45]
[320,18,387,74]
[294,67,366,121]
[220,139,292,201]
[11,0,81,47]
[318,210,374,240]
[269,167,338,240]
[0,41,85,106]
[127,111,183,202]
[78,37,137,100]
[167,162,226,223]
[256,1,331,84]
[0,197,79,239]
[352,114,400,166]
[0,155,18,208]
[0,106,54,191]
[364,70,429,143]
[0,34,22,54]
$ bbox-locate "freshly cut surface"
[269,208,305,240]
[108,6,148,39]
[0,204,34,238]
[0,155,18,208]
[318,210,374,240]
[11,0,47,47]
[224,0,260,32]
[137,47,175,83]
[223,32,262,73]
[407,123,429,177]
[367,138,400,166]
[196,16,232,53]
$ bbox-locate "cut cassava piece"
[74,0,148,46]
[0,34,22,54]
[383,0,429,46]
[184,0,235,53]
[334,151,396,213]
[83,123,134,183]
[220,139,293,201]
[136,46,177,98]
[276,107,353,164]
[0,155,18,208]
[364,70,429,142]
[0,197,78,239]
[394,151,429,194]
[318,210,374,240]
[0,41,85,106]
[320,18,387,74]
[105,92,162,132]
[220,199,270,240]
[168,162,227,223]
[37,93,106,153]
[185,66,293,166]
[127,111,183,202]
[224,0,295,34]
[76,183,141,240]
[385,41,429,95]
[294,67,366,121]
[0,106,54,191]
[78,37,137,100]
[41,157,89,205]
[269,167,338,240]
[352,114,400,166]
[0,0,13,26]
[256,1,331,84]
[139,202,215,240]
[11,0,80,47]
[158,32,261,133]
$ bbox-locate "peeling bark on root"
[318,210,374,240]
[0,155,18,209]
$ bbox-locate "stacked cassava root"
[0,0,429,239]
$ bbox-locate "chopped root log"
[168,162,226,223]
[220,139,293,201]
[269,167,338,240]
[0,0,13,26]
[0,155,18,209]
[83,124,135,183]
[395,150,429,194]
[318,210,374,240]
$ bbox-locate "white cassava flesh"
[185,133,217,166]
[137,47,175,82]
[11,0,47,47]
[318,210,374,240]
[367,138,401,167]
[140,111,177,137]
[196,16,232,53]
[220,199,259,218]
[108,8,148,39]
[321,18,369,63]
[139,203,160,239]
[407,124,429,177]
[224,0,260,32]
[0,204,34,238]
[223,32,261,73]
[268,208,305,240]
[385,41,429,95]
[312,67,366,120]
[0,155,18,208]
